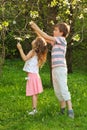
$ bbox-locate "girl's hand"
[17,42,22,50]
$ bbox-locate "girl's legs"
[32,94,38,109]
[28,94,38,115]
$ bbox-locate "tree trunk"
[0,45,5,76]
[66,44,73,73]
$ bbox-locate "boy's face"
[53,27,63,37]
[31,39,36,48]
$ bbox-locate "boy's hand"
[29,21,34,25]
[17,43,22,50]
[29,21,38,29]
[29,21,36,26]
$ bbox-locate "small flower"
[24,34,30,39]
[14,36,23,41]
[13,20,16,25]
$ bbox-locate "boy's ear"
[61,31,63,36]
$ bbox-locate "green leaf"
[72,34,80,41]
[2,21,9,27]
[0,25,2,30]
[30,10,39,19]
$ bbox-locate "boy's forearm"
[30,21,55,42]
[31,23,48,39]
[35,31,41,37]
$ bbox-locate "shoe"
[68,110,74,119]
[28,109,38,115]
[60,108,65,115]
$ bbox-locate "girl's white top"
[23,55,39,73]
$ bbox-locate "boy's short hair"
[54,23,70,37]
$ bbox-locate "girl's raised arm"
[17,43,34,61]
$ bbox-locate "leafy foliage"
[0,0,87,73]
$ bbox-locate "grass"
[0,59,87,130]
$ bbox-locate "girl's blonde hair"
[33,37,48,68]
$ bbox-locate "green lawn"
[0,59,87,130]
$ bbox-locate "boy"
[30,21,74,118]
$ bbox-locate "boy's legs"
[60,100,66,114]
[52,67,71,101]
[66,100,72,110]
[52,67,74,118]
[60,100,74,118]
[66,100,74,118]
[60,100,66,109]
[52,67,67,113]
[60,100,73,111]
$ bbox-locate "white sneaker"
[28,109,38,115]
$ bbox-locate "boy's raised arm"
[30,21,55,45]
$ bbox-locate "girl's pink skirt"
[26,73,43,96]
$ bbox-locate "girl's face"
[53,27,63,37]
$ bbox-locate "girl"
[17,37,48,115]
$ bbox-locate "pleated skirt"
[26,73,43,96]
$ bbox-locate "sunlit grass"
[0,59,87,130]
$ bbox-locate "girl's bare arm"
[17,43,34,61]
